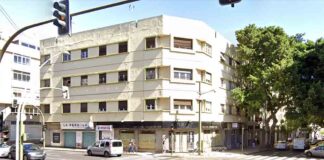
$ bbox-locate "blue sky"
[0,0,323,43]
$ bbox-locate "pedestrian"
[132,142,136,153]
[128,142,133,153]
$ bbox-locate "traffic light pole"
[0,0,139,62]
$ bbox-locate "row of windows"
[45,99,212,114]
[43,36,213,64]
[13,70,30,82]
[62,101,128,113]
[220,104,241,115]
[220,78,236,90]
[14,54,30,65]
[220,53,240,68]
[56,67,196,87]
[12,40,40,50]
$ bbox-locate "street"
[0,149,320,160]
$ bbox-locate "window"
[118,71,128,82]
[174,37,192,49]
[81,49,88,59]
[63,103,70,113]
[205,72,212,83]
[228,105,232,115]
[52,133,60,143]
[146,99,155,110]
[21,42,28,47]
[113,142,122,147]
[174,68,192,80]
[203,101,212,112]
[80,103,88,112]
[221,78,226,88]
[13,71,30,82]
[43,104,50,113]
[221,104,225,113]
[63,52,71,62]
[13,92,22,97]
[99,45,107,56]
[146,68,156,80]
[99,102,106,112]
[42,79,50,87]
[81,75,88,86]
[174,99,192,111]
[229,57,233,66]
[42,54,50,65]
[118,101,127,111]
[14,54,30,65]
[236,107,241,116]
[99,73,106,84]
[229,81,236,90]
[118,42,128,53]
[146,37,156,49]
[63,77,71,87]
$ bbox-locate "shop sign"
[61,122,92,130]
[96,125,113,131]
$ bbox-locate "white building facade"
[0,32,41,142]
[40,15,247,152]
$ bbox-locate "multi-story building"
[40,15,247,152]
[0,32,41,142]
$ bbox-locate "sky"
[0,0,323,44]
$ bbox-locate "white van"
[293,138,306,150]
[87,139,123,157]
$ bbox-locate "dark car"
[8,143,46,160]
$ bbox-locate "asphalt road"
[0,149,322,160]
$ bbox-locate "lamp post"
[30,106,45,149]
[15,51,70,159]
[198,81,216,155]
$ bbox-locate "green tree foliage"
[286,38,324,128]
[232,24,295,143]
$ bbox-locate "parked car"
[305,145,324,158]
[8,143,46,160]
[87,139,123,157]
[0,143,11,158]
[293,138,306,150]
[274,141,288,150]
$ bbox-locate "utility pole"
[198,82,202,155]
[241,127,244,153]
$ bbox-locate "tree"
[286,38,324,129]
[232,24,295,145]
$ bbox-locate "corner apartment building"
[0,32,41,141]
[40,15,247,152]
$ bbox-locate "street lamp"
[198,81,216,155]
[15,51,71,159]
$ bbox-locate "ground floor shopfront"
[44,121,248,152]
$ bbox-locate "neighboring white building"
[0,32,41,142]
[40,15,247,152]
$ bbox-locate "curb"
[244,148,273,155]
[45,147,86,152]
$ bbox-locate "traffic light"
[62,86,70,99]
[219,0,241,7]
[53,0,71,35]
